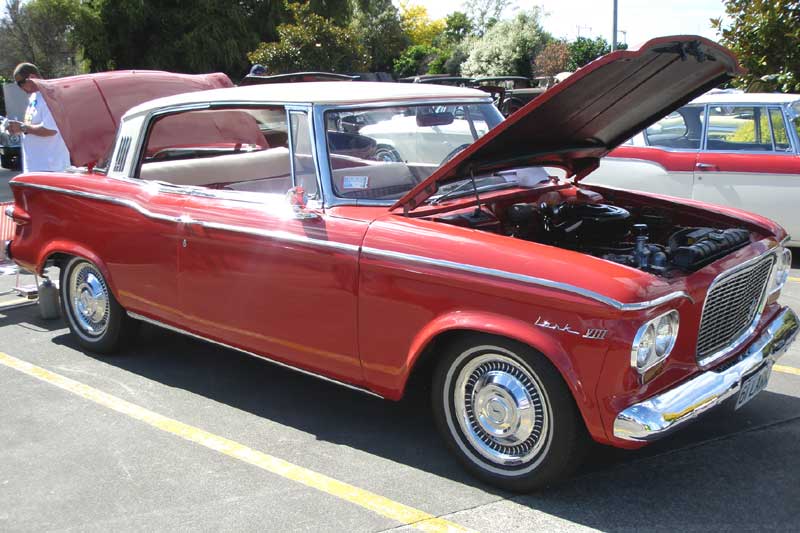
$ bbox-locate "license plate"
[735,364,772,410]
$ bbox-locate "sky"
[396,0,728,48]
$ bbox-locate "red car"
[3,37,797,491]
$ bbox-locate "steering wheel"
[440,143,471,165]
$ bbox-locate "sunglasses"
[16,78,28,87]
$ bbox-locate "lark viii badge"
[535,317,608,340]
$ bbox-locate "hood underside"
[393,35,743,212]
[33,70,232,168]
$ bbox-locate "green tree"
[568,36,609,70]
[248,1,367,74]
[393,44,440,78]
[461,9,549,78]
[0,0,83,78]
[442,11,473,44]
[463,0,511,36]
[350,0,408,72]
[74,0,289,78]
[712,0,800,92]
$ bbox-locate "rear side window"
[706,105,775,152]
[769,108,791,151]
[644,106,702,149]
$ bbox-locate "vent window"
[113,136,132,172]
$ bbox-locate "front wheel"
[60,257,136,354]
[432,335,586,492]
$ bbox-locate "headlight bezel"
[768,247,792,296]
[630,310,680,375]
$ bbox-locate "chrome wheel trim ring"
[374,147,400,162]
[68,262,110,337]
[444,346,553,474]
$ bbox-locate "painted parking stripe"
[0,297,36,311]
[774,364,800,376]
[0,351,474,533]
[789,277,800,283]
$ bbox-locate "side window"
[769,108,791,151]
[137,106,293,195]
[706,105,774,152]
[644,106,702,149]
[289,111,319,199]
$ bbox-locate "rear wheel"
[432,334,586,492]
[60,257,136,353]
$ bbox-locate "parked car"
[3,37,798,492]
[473,76,555,116]
[1,82,29,169]
[584,92,800,244]
[239,71,358,86]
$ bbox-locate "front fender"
[403,309,608,441]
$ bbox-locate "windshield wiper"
[430,180,476,205]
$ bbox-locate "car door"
[174,107,367,384]
[692,104,800,243]
[585,106,702,198]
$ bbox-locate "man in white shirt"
[8,63,71,172]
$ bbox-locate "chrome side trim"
[361,246,690,311]
[127,311,384,399]
[10,182,182,224]
[614,306,798,442]
[696,246,779,367]
[188,218,360,254]
[10,182,359,255]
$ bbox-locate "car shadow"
[45,319,800,528]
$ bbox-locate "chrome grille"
[696,254,774,361]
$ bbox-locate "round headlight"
[654,312,679,357]
[635,324,656,368]
[768,247,792,295]
[631,310,680,374]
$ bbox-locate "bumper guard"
[614,306,799,442]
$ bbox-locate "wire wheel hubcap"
[69,263,110,336]
[454,353,549,467]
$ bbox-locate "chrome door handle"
[695,163,719,171]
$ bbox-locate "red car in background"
[585,92,800,244]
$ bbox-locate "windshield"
[325,103,502,200]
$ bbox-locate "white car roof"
[690,91,800,105]
[124,81,491,119]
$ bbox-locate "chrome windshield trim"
[696,245,779,367]
[10,182,358,255]
[127,312,384,399]
[361,246,690,311]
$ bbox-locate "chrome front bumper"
[614,307,799,442]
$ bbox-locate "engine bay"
[431,186,753,276]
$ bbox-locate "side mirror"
[285,186,319,220]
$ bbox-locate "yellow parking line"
[774,364,800,376]
[0,351,473,533]
[789,277,800,283]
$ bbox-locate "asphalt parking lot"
[1,165,799,532]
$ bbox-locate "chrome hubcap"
[454,353,549,466]
[69,263,109,336]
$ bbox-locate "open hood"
[32,70,232,167]
[393,36,743,212]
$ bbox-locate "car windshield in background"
[325,103,502,200]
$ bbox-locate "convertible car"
[3,36,797,492]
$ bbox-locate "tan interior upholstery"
[139,147,291,186]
